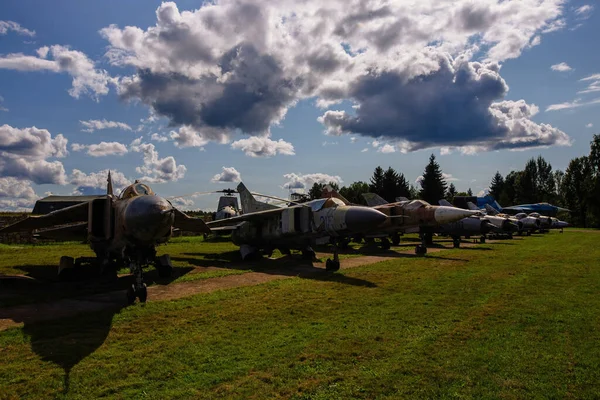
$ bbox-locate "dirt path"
[0,241,486,331]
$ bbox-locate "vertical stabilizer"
[466,201,480,211]
[438,199,453,207]
[321,185,350,205]
[362,193,389,207]
[107,171,114,197]
[237,182,278,213]
[485,204,499,216]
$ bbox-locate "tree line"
[305,134,600,227]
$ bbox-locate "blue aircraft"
[473,196,569,217]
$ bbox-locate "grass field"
[1,230,599,399]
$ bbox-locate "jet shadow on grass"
[0,301,126,395]
[1,264,194,308]
[172,250,379,288]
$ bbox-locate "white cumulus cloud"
[282,173,342,190]
[231,136,295,158]
[71,141,128,157]
[211,166,242,183]
[0,21,35,37]
[550,62,572,72]
[80,119,132,132]
[130,137,186,183]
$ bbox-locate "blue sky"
[0,0,598,210]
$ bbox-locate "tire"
[137,284,148,303]
[126,285,136,305]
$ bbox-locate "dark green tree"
[369,166,385,196]
[419,154,447,204]
[536,156,554,202]
[446,183,457,202]
[382,167,400,202]
[501,171,519,206]
[489,171,504,200]
[516,158,538,203]
[339,181,370,205]
[562,156,592,226]
[467,188,473,196]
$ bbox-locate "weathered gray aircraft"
[213,189,242,220]
[326,191,477,254]
[0,173,210,303]
[466,201,520,237]
[436,200,496,247]
[550,217,570,232]
[513,212,542,235]
[206,182,388,271]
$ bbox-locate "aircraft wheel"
[507,233,513,239]
[380,240,391,250]
[326,259,340,271]
[126,284,137,305]
[302,250,316,260]
[480,236,486,244]
[526,231,531,236]
[391,234,401,246]
[452,238,461,248]
[415,245,427,256]
[365,237,375,244]
[137,284,148,303]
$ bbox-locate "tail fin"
[321,185,350,205]
[484,204,499,216]
[438,199,453,207]
[395,196,409,202]
[107,171,114,196]
[466,201,479,211]
[236,182,278,213]
[362,193,388,207]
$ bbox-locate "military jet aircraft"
[550,217,570,232]
[466,201,520,237]
[206,182,388,271]
[0,173,210,303]
[435,200,496,247]
[500,202,570,217]
[323,190,477,255]
[212,189,242,220]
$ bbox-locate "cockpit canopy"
[404,199,430,209]
[120,182,155,199]
[309,197,345,212]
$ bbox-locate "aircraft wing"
[362,193,388,207]
[501,206,526,212]
[0,202,89,234]
[206,207,286,229]
[34,222,88,241]
[173,208,211,234]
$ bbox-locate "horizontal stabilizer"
[173,208,211,234]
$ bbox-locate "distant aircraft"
[500,203,570,217]
[325,190,476,255]
[206,182,388,271]
[0,172,211,303]
[213,189,242,220]
[437,200,497,247]
[466,201,520,237]
[459,195,570,218]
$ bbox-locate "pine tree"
[339,181,370,204]
[467,188,473,196]
[419,154,448,204]
[446,183,457,202]
[369,166,385,196]
[382,167,399,202]
[489,171,504,200]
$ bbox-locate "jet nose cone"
[434,207,476,224]
[344,207,387,232]
[124,195,174,243]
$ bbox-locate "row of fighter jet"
[0,174,569,304]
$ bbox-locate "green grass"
[1,231,599,398]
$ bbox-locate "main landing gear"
[380,237,391,250]
[124,245,160,304]
[391,233,401,246]
[325,239,341,271]
[452,236,461,248]
[415,232,430,256]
